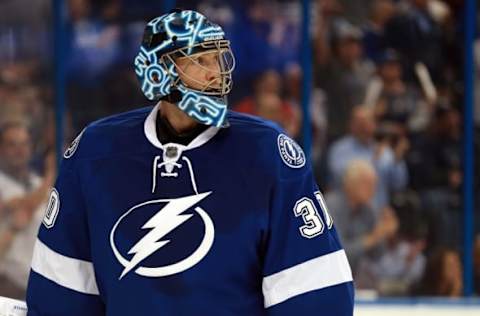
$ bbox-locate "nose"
[205,63,221,85]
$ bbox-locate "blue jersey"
[26,104,354,315]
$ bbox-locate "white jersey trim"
[144,102,220,151]
[262,249,352,308]
[31,239,99,295]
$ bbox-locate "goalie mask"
[134,10,235,127]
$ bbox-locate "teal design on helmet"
[134,9,235,127]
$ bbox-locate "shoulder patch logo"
[43,188,60,229]
[64,129,85,159]
[277,134,306,168]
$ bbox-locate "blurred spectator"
[236,1,300,75]
[408,104,461,190]
[0,120,55,300]
[67,0,122,82]
[0,121,38,188]
[390,190,427,243]
[236,68,281,99]
[412,247,463,297]
[364,49,427,133]
[216,0,300,102]
[234,69,299,137]
[0,63,42,126]
[407,104,464,249]
[67,0,126,129]
[384,0,446,84]
[0,62,55,170]
[327,106,408,215]
[0,0,50,63]
[255,93,284,125]
[356,222,426,296]
[315,18,375,140]
[421,184,462,252]
[355,194,428,296]
[326,159,398,275]
[362,0,396,62]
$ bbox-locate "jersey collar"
[144,102,220,150]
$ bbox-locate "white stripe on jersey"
[31,239,99,295]
[262,249,353,308]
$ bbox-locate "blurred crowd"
[1,0,480,300]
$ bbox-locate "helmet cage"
[161,40,235,97]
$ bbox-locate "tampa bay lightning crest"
[110,151,215,279]
[277,134,306,168]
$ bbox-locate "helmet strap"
[161,89,182,104]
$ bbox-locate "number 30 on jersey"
[293,191,333,239]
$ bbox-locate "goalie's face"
[175,50,222,92]
[164,41,235,97]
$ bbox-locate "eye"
[197,56,209,66]
[193,53,219,68]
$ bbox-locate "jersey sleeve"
[26,134,104,316]
[262,134,354,315]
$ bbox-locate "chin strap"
[161,90,182,104]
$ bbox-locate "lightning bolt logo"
[110,192,214,279]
